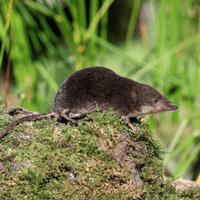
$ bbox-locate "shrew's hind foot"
[60,109,79,126]
[127,121,139,132]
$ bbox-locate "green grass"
[0,0,200,183]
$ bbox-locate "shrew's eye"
[153,99,158,103]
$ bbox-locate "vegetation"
[0,106,199,199]
[0,0,200,185]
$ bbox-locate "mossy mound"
[0,105,199,199]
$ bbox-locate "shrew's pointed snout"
[163,99,178,112]
[171,105,178,111]
[167,101,178,111]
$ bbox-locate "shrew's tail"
[0,111,57,139]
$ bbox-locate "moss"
[0,105,199,199]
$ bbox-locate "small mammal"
[0,66,178,138]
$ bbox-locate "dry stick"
[4,25,12,108]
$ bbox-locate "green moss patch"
[0,105,199,199]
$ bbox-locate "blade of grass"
[16,0,38,27]
[77,0,87,36]
[170,0,179,76]
[35,61,59,93]
[174,130,200,178]
[165,129,200,178]
[163,119,188,167]
[154,0,167,90]
[0,0,13,72]
[133,33,200,80]
[121,0,142,69]
[83,0,114,43]
[193,3,200,98]
[24,0,56,17]
[67,1,83,69]
[89,34,145,67]
[4,25,11,108]
[0,24,10,72]
[55,1,77,54]
[89,0,99,66]
[26,0,77,54]
[182,0,193,81]
[124,0,142,52]
[99,0,109,65]
[168,131,199,163]
[29,29,42,52]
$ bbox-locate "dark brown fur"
[53,67,177,119]
[0,67,178,138]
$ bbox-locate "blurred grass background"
[0,0,200,182]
